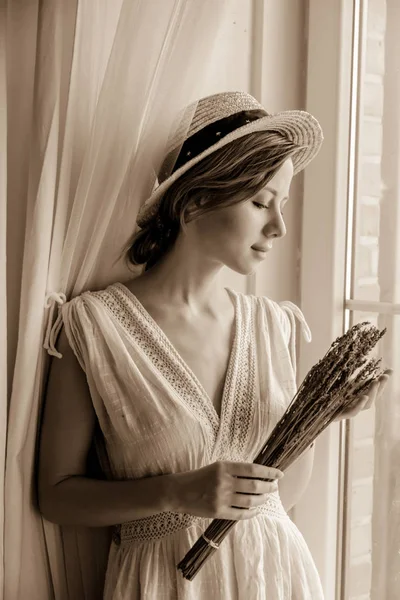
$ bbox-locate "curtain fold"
[3,1,228,598]
[0,0,8,593]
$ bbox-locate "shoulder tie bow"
[279,300,312,343]
[43,291,67,358]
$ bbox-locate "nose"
[262,209,286,239]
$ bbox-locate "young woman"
[39,91,389,599]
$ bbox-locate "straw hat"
[136,91,324,228]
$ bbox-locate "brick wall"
[349,0,387,598]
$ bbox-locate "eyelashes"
[253,201,284,216]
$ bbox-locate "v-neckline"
[113,282,240,427]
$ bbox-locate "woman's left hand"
[333,368,394,422]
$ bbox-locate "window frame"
[290,1,356,599]
[293,1,400,599]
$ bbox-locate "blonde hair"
[124,131,305,271]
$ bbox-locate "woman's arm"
[38,327,179,527]
[278,443,315,512]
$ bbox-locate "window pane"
[344,310,399,600]
[344,2,400,596]
[352,0,400,308]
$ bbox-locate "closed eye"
[253,201,284,216]
[253,201,266,210]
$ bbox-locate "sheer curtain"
[2,1,228,598]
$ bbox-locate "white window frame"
[290,1,357,599]
[293,0,400,598]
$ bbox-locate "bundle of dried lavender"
[177,321,387,580]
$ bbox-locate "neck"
[136,232,226,313]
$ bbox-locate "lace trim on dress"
[213,293,257,463]
[113,490,289,546]
[88,283,221,446]
[94,284,258,464]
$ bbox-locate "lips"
[252,244,272,252]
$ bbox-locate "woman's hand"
[170,461,284,521]
[333,368,393,422]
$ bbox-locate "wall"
[253,0,308,305]
[202,0,307,306]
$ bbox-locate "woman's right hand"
[170,461,284,521]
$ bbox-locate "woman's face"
[191,157,294,275]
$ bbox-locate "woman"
[38,91,390,599]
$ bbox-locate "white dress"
[60,282,325,600]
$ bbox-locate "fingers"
[345,370,393,418]
[233,475,278,495]
[342,401,367,419]
[363,394,374,410]
[368,379,380,400]
[216,461,283,520]
[231,489,274,508]
[377,370,392,393]
[229,489,276,518]
[229,462,284,481]
[357,396,370,412]
[364,370,392,406]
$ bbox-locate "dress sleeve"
[275,300,312,381]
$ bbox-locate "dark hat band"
[158,108,268,183]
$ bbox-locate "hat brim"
[136,109,323,228]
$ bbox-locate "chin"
[227,261,257,276]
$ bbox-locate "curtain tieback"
[279,301,312,343]
[43,291,67,359]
